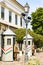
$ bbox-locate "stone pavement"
[0,52,43,65]
[0,55,25,65]
[0,61,24,65]
[36,52,43,65]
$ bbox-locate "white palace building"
[0,0,32,61]
[0,0,26,61]
[0,0,25,30]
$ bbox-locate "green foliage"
[13,28,26,43]
[28,29,43,48]
[36,48,41,52]
[31,7,43,35]
[27,58,40,65]
[13,29,43,48]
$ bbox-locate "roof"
[0,0,24,11]
[3,28,16,35]
[9,0,24,11]
[23,34,33,39]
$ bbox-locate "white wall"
[0,6,1,19]
[4,0,25,28]
[4,8,9,22]
[17,15,20,27]
[2,36,13,61]
[22,19,26,28]
[12,12,15,24]
[4,0,24,14]
[0,0,26,28]
[23,39,32,57]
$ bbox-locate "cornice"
[10,0,24,11]
[0,2,22,16]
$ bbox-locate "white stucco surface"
[2,36,13,61]
[3,28,16,35]
[2,29,16,61]
[23,34,33,39]
[23,34,33,57]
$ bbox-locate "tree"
[13,28,43,48]
[28,29,43,48]
[14,28,26,43]
[31,7,43,35]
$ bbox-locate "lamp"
[24,3,30,13]
[21,3,31,62]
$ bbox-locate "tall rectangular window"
[28,41,30,45]
[20,17,22,26]
[15,15,17,25]
[9,11,12,22]
[7,39,11,45]
[1,7,4,19]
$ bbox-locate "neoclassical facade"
[0,0,26,60]
[0,0,25,31]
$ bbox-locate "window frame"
[20,17,22,26]
[7,38,11,45]
[28,41,30,45]
[15,15,17,25]
[1,7,4,19]
[9,11,12,22]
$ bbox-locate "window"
[28,41,30,45]
[9,11,12,22]
[20,17,22,26]
[15,15,17,25]
[7,39,11,45]
[1,7,4,19]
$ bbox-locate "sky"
[17,0,43,14]
[17,0,43,30]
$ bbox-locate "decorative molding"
[3,50,13,55]
[0,2,22,16]
[1,47,12,52]
[0,19,23,28]
[1,47,13,54]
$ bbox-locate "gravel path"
[0,52,43,65]
[0,55,24,65]
[0,61,24,65]
[36,52,43,65]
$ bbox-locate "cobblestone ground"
[0,55,24,65]
[0,61,24,65]
[36,52,43,65]
[0,52,43,65]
